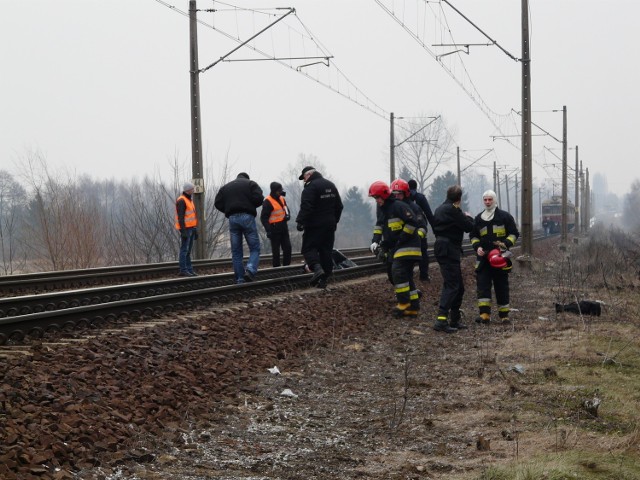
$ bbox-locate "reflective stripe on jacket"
[266,195,287,224]
[175,195,197,229]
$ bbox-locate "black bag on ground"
[555,301,602,316]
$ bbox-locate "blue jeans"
[229,213,261,283]
[178,228,196,273]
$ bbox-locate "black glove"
[180,230,188,239]
[266,231,271,239]
[193,228,199,240]
[296,223,304,232]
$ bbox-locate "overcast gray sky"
[1,0,637,200]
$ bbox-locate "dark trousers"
[436,260,464,318]
[476,267,510,318]
[301,227,335,275]
[391,257,419,306]
[418,237,430,279]
[269,227,292,267]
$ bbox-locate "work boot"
[499,316,511,325]
[475,313,491,324]
[393,303,412,318]
[433,320,457,333]
[316,276,328,289]
[243,270,255,282]
[310,264,326,287]
[449,310,467,329]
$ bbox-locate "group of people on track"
[175,168,519,333]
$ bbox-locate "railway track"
[0,255,382,344]
[0,247,371,296]
[0,236,552,345]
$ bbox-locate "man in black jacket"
[296,166,343,288]
[470,190,519,324]
[432,185,474,333]
[260,181,292,267]
[408,179,435,281]
[214,173,264,284]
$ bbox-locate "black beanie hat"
[270,181,282,193]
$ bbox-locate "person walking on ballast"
[432,185,474,333]
[260,181,292,267]
[296,166,343,289]
[214,172,264,284]
[175,181,199,277]
[470,190,519,324]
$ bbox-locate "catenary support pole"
[520,0,533,256]
[574,145,579,234]
[561,105,568,243]
[189,0,206,259]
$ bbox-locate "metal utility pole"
[457,146,461,187]
[189,0,206,259]
[505,173,511,212]
[493,161,497,193]
[520,0,533,256]
[515,174,519,226]
[561,105,568,243]
[580,161,585,234]
[574,145,579,235]
[585,168,591,231]
[390,112,395,183]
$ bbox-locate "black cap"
[237,172,250,180]
[298,166,315,180]
[270,181,282,193]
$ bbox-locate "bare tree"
[19,149,107,270]
[396,115,456,192]
[0,170,26,274]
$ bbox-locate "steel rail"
[0,247,371,295]
[0,261,387,345]
[0,256,376,319]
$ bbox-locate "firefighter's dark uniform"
[372,197,422,316]
[409,188,435,280]
[470,208,519,322]
[432,199,474,327]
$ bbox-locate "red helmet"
[368,181,391,199]
[390,179,410,197]
[488,248,507,268]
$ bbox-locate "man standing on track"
[214,173,264,284]
[175,181,198,277]
[296,166,343,289]
[260,181,292,267]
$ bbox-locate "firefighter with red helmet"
[369,181,422,317]
[469,190,519,324]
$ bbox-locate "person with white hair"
[469,190,519,324]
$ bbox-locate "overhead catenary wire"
[153,0,389,120]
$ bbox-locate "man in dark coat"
[295,166,343,288]
[408,179,435,281]
[260,181,292,267]
[432,185,474,333]
[214,172,264,284]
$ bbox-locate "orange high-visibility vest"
[175,195,198,229]
[266,195,287,224]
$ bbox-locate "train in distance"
[541,195,575,234]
